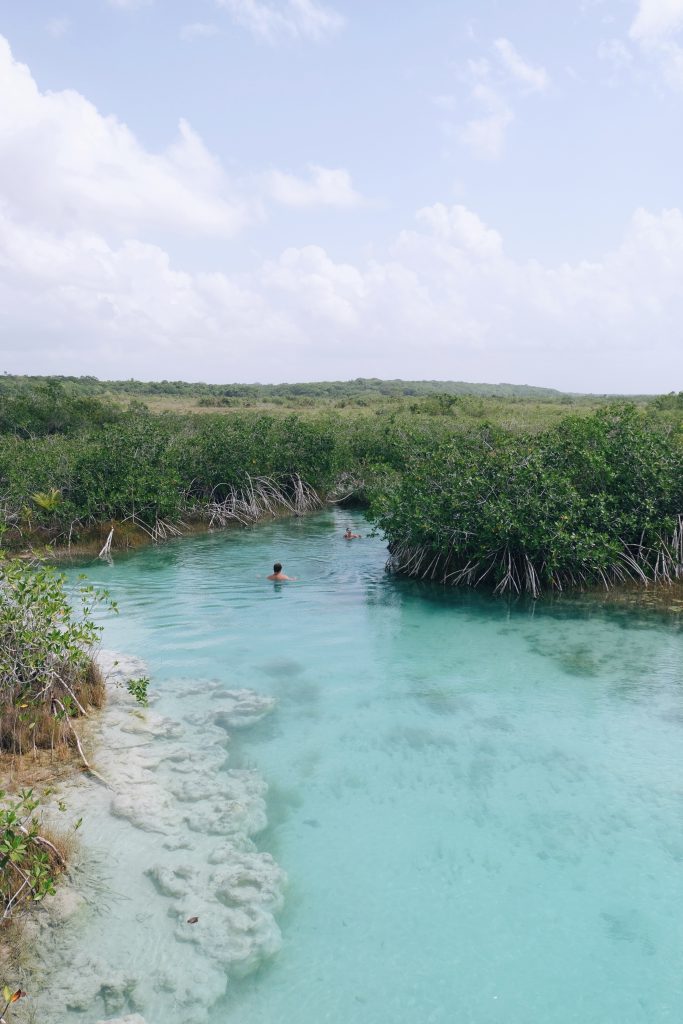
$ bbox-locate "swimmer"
[267,561,296,581]
[344,527,361,540]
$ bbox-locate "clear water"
[59,509,683,1024]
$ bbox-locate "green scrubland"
[0,375,682,595]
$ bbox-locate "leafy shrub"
[126,677,150,707]
[0,380,119,438]
[0,789,64,922]
[0,558,111,753]
[369,406,683,596]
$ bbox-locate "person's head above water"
[267,562,295,580]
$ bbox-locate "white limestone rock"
[147,845,285,979]
[110,786,178,833]
[212,689,277,729]
[26,650,284,1024]
[97,651,148,687]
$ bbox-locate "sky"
[0,0,682,392]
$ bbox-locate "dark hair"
[273,562,282,573]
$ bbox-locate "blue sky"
[0,0,682,390]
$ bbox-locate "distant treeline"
[0,372,640,403]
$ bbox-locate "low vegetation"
[371,406,683,596]
[0,558,109,755]
[0,375,681,596]
[0,787,70,923]
[0,554,113,1003]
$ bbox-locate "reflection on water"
[57,509,683,1024]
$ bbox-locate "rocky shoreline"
[16,652,285,1024]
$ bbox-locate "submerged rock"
[146,838,285,976]
[212,689,277,729]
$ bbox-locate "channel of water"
[39,508,683,1023]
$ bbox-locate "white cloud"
[216,0,344,43]
[413,204,503,257]
[0,36,252,239]
[0,32,363,253]
[493,38,549,92]
[453,38,547,160]
[2,198,683,390]
[180,22,220,40]
[626,1,683,90]
[459,84,514,160]
[630,0,683,40]
[264,165,363,207]
[0,33,681,391]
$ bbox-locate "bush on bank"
[1,389,682,598]
[0,556,110,930]
[0,557,109,753]
[0,409,439,545]
[368,406,683,596]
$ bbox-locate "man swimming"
[344,527,361,540]
[267,562,295,580]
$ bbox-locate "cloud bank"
[0,38,251,239]
[627,0,683,89]
[630,0,683,40]
[2,197,682,391]
[0,34,682,391]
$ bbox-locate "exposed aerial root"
[388,515,683,598]
[203,474,322,528]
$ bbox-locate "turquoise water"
[62,509,683,1023]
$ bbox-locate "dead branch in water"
[98,527,114,560]
[53,699,111,789]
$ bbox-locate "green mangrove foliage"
[0,380,120,439]
[0,788,65,923]
[126,676,150,707]
[369,407,683,596]
[0,557,108,927]
[1,378,682,598]
[0,557,110,753]
[0,403,438,545]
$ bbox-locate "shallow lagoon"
[59,509,683,1024]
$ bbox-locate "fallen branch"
[54,699,111,789]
